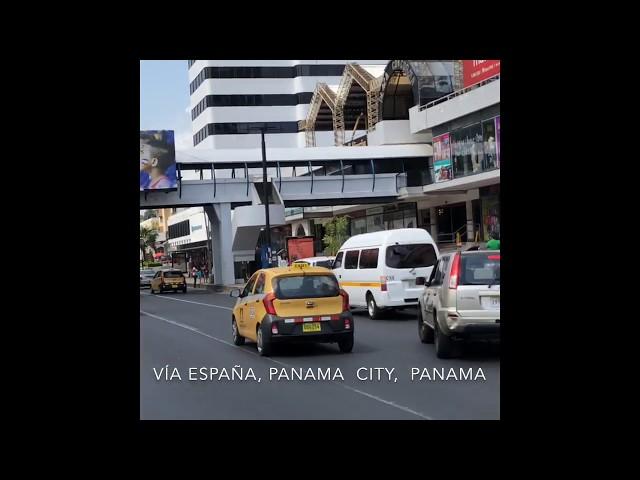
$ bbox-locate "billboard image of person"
[140,130,177,191]
[433,133,453,183]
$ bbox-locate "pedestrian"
[486,231,500,250]
[198,268,204,286]
[204,265,209,284]
[193,266,198,288]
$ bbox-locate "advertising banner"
[140,130,177,191]
[286,236,315,264]
[496,116,500,166]
[463,60,500,88]
[432,132,453,183]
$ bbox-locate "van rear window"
[274,275,340,299]
[385,244,437,269]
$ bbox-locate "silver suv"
[418,250,500,358]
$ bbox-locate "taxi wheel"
[338,334,354,353]
[366,293,383,320]
[256,324,272,357]
[232,317,245,346]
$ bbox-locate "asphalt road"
[140,287,500,420]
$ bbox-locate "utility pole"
[261,128,272,267]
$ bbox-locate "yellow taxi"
[150,269,187,294]
[230,264,353,356]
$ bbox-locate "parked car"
[331,228,439,319]
[150,269,187,294]
[292,256,336,268]
[229,264,353,356]
[140,269,156,288]
[418,250,500,358]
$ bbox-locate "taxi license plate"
[302,323,321,333]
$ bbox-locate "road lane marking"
[140,310,432,420]
[140,293,233,310]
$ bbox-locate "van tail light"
[380,276,387,291]
[416,277,426,285]
[449,253,461,289]
[339,289,349,311]
[263,292,277,315]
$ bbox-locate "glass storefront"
[349,203,417,235]
[480,185,500,241]
[444,114,500,180]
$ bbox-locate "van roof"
[339,228,436,250]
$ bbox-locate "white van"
[332,228,439,319]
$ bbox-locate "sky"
[140,60,192,151]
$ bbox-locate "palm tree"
[140,226,159,263]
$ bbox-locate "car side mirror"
[230,288,241,298]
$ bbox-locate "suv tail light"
[449,253,461,289]
[263,292,277,315]
[339,289,349,311]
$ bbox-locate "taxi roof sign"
[292,262,311,269]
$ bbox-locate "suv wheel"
[367,293,383,320]
[418,307,434,344]
[434,315,460,359]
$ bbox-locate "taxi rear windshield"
[164,271,184,278]
[386,244,437,269]
[274,275,340,299]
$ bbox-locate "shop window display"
[452,123,484,178]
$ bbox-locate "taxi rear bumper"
[262,312,353,343]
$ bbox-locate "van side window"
[359,248,379,269]
[344,250,360,269]
[333,252,343,269]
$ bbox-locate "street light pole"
[261,128,272,267]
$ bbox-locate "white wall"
[167,207,209,246]
[368,120,432,146]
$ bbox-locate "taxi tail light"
[263,292,277,315]
[380,276,387,291]
[339,289,349,311]
[449,253,461,289]
[344,317,351,329]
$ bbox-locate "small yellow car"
[230,264,353,356]
[150,269,187,294]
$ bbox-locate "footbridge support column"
[204,203,235,286]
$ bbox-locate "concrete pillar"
[465,199,474,243]
[205,203,235,286]
[429,207,438,242]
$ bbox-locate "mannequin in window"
[485,136,496,169]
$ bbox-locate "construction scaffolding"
[304,83,339,147]
[304,63,385,147]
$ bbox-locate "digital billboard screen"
[140,130,177,191]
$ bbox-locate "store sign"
[463,60,500,88]
[140,130,177,191]
[433,133,453,183]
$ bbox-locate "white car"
[292,256,336,268]
[331,228,439,319]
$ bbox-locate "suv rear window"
[274,275,340,299]
[164,271,184,278]
[385,244,437,269]
[461,253,500,285]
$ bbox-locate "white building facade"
[188,60,388,149]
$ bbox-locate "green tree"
[140,226,159,262]
[322,216,350,256]
[143,209,157,220]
